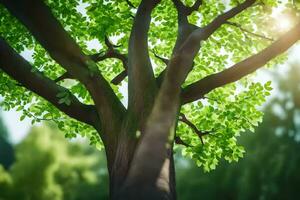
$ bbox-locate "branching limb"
[188,0,202,14]
[181,22,300,104]
[226,21,274,41]
[111,70,127,85]
[154,49,194,87]
[152,50,169,65]
[175,136,190,147]
[125,0,136,9]
[57,35,129,84]
[172,0,202,16]
[1,0,126,137]
[127,0,160,126]
[0,37,98,127]
[157,0,201,86]
[155,0,256,91]
[171,0,201,54]
[90,36,127,64]
[179,0,256,55]
[89,36,128,85]
[157,1,254,91]
[54,72,73,82]
[179,113,210,144]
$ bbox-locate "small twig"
[104,35,121,49]
[54,72,73,82]
[152,49,169,65]
[24,110,65,122]
[204,96,222,104]
[175,136,190,147]
[242,116,256,127]
[125,0,136,9]
[226,21,274,42]
[32,116,65,122]
[179,113,211,145]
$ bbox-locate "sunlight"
[271,2,294,32]
[277,15,293,31]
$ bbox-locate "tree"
[0,124,109,200]
[0,0,300,199]
[0,114,14,170]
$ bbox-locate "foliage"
[0,0,298,171]
[176,63,300,199]
[0,124,108,200]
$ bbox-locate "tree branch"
[172,0,202,16]
[156,0,201,86]
[181,22,300,104]
[90,36,127,63]
[154,0,255,91]
[152,50,169,65]
[175,0,255,58]
[125,0,136,9]
[153,50,195,87]
[1,0,126,136]
[111,70,127,85]
[89,36,128,85]
[156,1,253,91]
[0,37,98,127]
[198,0,256,41]
[179,113,210,144]
[175,136,190,147]
[171,0,200,54]
[226,21,274,41]
[188,0,202,14]
[54,72,73,82]
[127,0,160,127]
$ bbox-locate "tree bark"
[112,145,177,200]
[103,129,176,200]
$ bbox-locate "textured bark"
[105,128,176,200]
[115,144,177,200]
[127,0,159,129]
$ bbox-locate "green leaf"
[20,115,25,121]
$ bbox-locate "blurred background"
[1,49,300,200]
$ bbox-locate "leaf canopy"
[0,0,297,171]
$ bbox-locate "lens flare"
[271,4,295,33]
[277,16,293,31]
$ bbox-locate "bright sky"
[1,2,299,144]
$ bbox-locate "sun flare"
[277,16,293,31]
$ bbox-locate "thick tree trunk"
[112,148,176,200]
[109,135,138,198]
[103,132,176,200]
[117,153,176,200]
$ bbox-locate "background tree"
[0,114,14,170]
[1,0,300,199]
[0,124,109,200]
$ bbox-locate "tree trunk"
[112,146,176,200]
[109,134,138,199]
[103,131,177,200]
